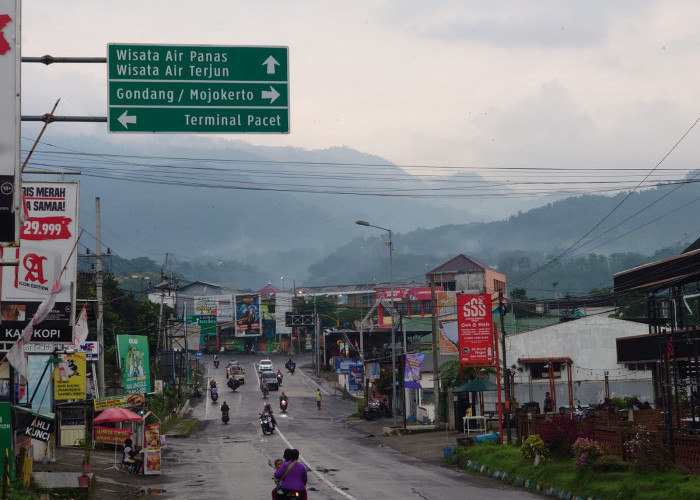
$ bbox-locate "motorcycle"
[276,490,302,499]
[280,398,288,413]
[227,377,241,391]
[221,409,230,424]
[214,359,220,368]
[287,362,295,374]
[211,387,218,403]
[262,385,269,398]
[277,373,283,386]
[363,398,391,420]
[260,413,274,434]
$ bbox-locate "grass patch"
[450,442,700,500]
[162,417,198,436]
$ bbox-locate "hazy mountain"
[25,135,699,293]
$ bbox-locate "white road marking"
[276,427,357,500]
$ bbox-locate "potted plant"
[75,435,93,474]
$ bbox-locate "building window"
[494,279,505,293]
[528,362,563,380]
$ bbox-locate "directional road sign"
[107,44,289,133]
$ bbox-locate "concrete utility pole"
[431,284,441,428]
[499,291,511,444]
[156,253,169,355]
[95,198,105,397]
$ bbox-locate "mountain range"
[26,135,700,297]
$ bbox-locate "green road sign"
[107,44,289,133]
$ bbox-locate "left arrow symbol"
[118,111,137,129]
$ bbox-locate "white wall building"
[506,315,653,411]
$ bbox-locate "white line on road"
[276,427,357,500]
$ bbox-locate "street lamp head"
[355,220,370,226]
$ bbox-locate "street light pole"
[356,219,397,426]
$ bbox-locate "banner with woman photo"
[116,335,151,394]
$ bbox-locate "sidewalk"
[304,364,465,463]
[32,444,166,499]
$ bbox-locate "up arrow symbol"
[118,110,137,129]
[262,56,280,75]
[261,86,280,104]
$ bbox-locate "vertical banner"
[0,0,20,245]
[117,335,151,394]
[0,181,79,346]
[234,293,261,336]
[0,402,12,477]
[404,353,425,389]
[53,352,86,400]
[456,294,494,364]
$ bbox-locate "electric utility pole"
[95,198,105,397]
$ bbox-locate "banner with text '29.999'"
[457,294,494,365]
[0,181,79,346]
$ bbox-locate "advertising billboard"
[0,181,79,348]
[235,293,261,336]
[53,351,86,400]
[0,0,20,245]
[193,294,233,324]
[117,335,151,394]
[456,294,494,365]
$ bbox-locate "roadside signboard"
[107,44,289,133]
[456,294,494,365]
[116,335,151,394]
[53,351,86,400]
[0,181,79,350]
[0,0,20,245]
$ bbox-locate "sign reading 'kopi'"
[107,44,289,133]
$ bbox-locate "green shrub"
[357,397,367,415]
[521,434,549,460]
[591,454,630,472]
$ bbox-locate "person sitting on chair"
[123,438,142,473]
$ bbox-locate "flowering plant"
[521,434,550,460]
[571,437,605,470]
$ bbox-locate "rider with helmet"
[262,403,277,430]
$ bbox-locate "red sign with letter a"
[457,294,494,365]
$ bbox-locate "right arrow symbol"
[118,110,137,129]
[261,86,280,104]
[262,56,279,75]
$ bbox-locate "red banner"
[94,425,132,445]
[21,216,72,240]
[457,294,494,364]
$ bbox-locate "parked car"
[258,359,274,373]
[260,370,279,390]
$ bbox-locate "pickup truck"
[226,361,246,383]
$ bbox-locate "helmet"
[265,403,271,410]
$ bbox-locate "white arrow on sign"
[262,55,279,75]
[261,86,280,104]
[118,110,137,129]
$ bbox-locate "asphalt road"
[160,354,539,500]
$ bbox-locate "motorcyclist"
[221,401,230,421]
[209,377,217,389]
[276,369,283,385]
[279,391,288,411]
[262,403,277,430]
[262,379,270,397]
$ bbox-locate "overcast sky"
[19,1,700,188]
